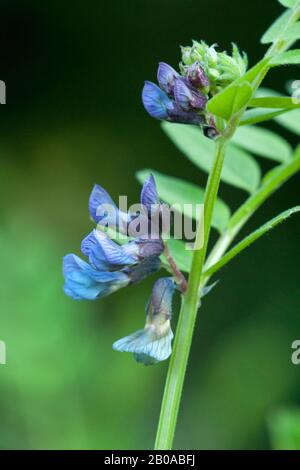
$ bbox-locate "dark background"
[0,0,299,449]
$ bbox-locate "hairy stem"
[154,140,227,450]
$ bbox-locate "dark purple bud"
[167,103,204,125]
[137,239,164,258]
[203,126,219,139]
[186,62,209,88]
[174,78,207,112]
[157,62,180,96]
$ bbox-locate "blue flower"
[63,254,129,300]
[142,81,204,125]
[113,278,176,365]
[142,60,209,127]
[157,62,180,96]
[89,184,132,234]
[140,173,159,213]
[63,175,165,301]
[142,81,173,120]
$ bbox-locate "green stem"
[154,140,227,450]
[154,4,300,446]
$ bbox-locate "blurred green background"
[0,0,300,450]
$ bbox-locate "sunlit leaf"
[204,206,300,278]
[239,108,288,126]
[207,82,252,120]
[136,169,231,233]
[271,49,300,65]
[162,122,261,193]
[207,59,270,120]
[261,9,294,44]
[278,0,298,7]
[255,87,282,98]
[232,125,292,162]
[282,22,300,41]
[275,108,300,134]
[249,96,300,109]
[262,143,300,185]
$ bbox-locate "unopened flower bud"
[185,62,209,89]
[174,78,207,111]
[157,62,180,96]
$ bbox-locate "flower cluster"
[142,63,208,127]
[142,41,247,138]
[181,41,248,88]
[63,175,178,365]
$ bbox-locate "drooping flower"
[89,184,133,234]
[63,254,129,300]
[113,278,176,365]
[63,175,165,301]
[142,60,209,130]
[142,81,204,126]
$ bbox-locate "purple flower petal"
[157,62,180,96]
[93,229,139,266]
[81,231,110,270]
[89,184,117,224]
[140,174,159,214]
[186,62,209,88]
[174,78,207,111]
[167,104,204,125]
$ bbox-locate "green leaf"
[275,108,300,134]
[269,408,300,450]
[255,87,283,98]
[262,164,286,187]
[278,0,298,7]
[136,169,231,233]
[207,58,270,120]
[249,96,300,109]
[239,108,289,126]
[232,125,292,162]
[261,8,294,44]
[204,206,300,278]
[165,239,192,273]
[207,82,252,120]
[271,49,300,65]
[162,122,261,193]
[282,21,300,40]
